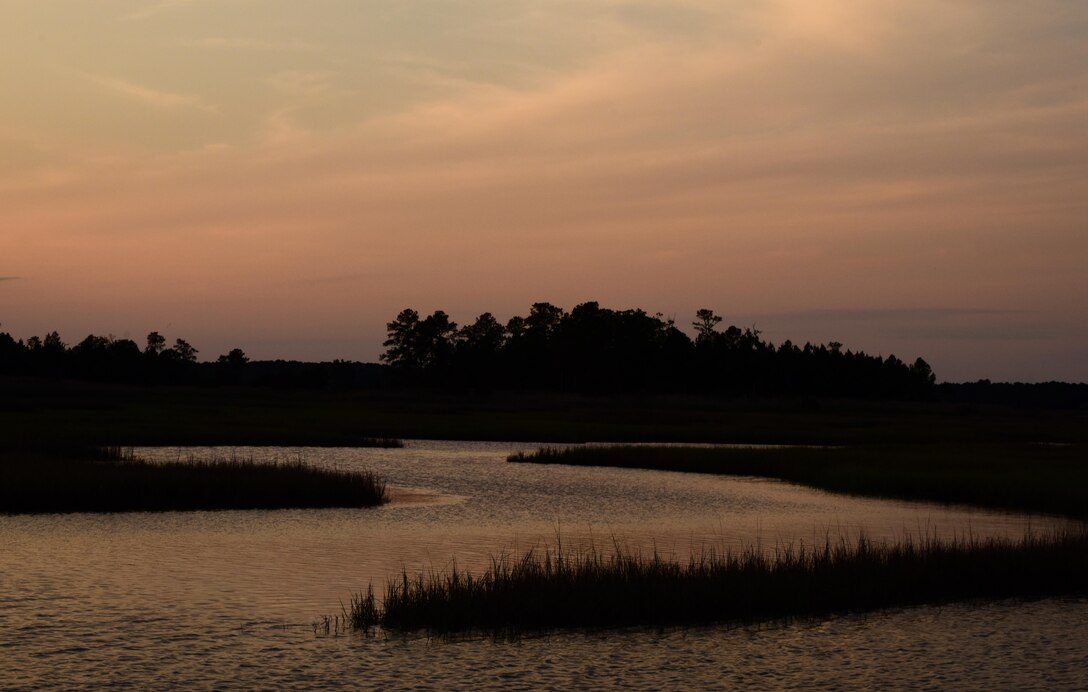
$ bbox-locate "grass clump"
[350,530,1088,634]
[0,447,388,514]
[509,444,1088,518]
[365,438,405,448]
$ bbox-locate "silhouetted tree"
[108,339,141,361]
[217,348,249,366]
[505,315,526,339]
[169,338,198,363]
[453,313,507,388]
[693,309,722,344]
[911,357,936,387]
[416,310,458,373]
[380,309,458,378]
[42,331,65,354]
[374,302,940,398]
[73,334,112,355]
[381,309,422,374]
[526,302,565,338]
[0,326,24,372]
[0,302,949,400]
[145,331,166,356]
[459,313,506,354]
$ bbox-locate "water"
[1,441,1085,689]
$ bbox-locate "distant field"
[2,375,1085,448]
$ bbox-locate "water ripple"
[1,441,1082,688]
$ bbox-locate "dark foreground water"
[2,441,1084,689]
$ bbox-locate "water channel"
[2,441,1084,689]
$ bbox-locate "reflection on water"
[1,440,1084,689]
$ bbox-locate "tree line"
[0,328,385,388]
[4,306,1083,406]
[380,302,937,399]
[0,329,203,382]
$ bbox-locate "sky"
[1,1,1086,382]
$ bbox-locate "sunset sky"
[2,1,1085,382]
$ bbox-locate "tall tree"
[381,308,422,373]
[145,331,166,356]
[416,311,458,371]
[693,309,722,344]
[170,338,198,363]
[458,313,506,356]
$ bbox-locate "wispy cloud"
[294,272,371,287]
[263,70,340,97]
[764,308,1027,321]
[177,37,326,54]
[739,308,1064,346]
[86,74,219,115]
[118,0,201,22]
[4,0,1085,379]
[0,276,21,282]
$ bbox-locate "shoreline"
[509,444,1088,519]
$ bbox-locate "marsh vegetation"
[509,444,1088,518]
[0,446,388,514]
[349,530,1088,634]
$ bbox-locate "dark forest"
[1,302,1084,406]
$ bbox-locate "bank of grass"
[0,447,388,513]
[349,530,1088,634]
[508,444,1088,518]
[4,376,1087,449]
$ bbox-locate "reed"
[363,438,405,448]
[0,448,388,513]
[509,444,1088,518]
[350,530,1088,634]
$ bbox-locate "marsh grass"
[345,438,404,448]
[350,530,1088,634]
[7,376,1087,452]
[0,447,388,513]
[509,444,1088,518]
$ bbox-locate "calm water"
[2,440,1085,689]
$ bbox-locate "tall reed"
[350,530,1088,634]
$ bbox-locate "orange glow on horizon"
[1,1,1085,381]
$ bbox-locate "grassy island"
[0,447,389,514]
[349,531,1088,634]
[508,444,1088,518]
